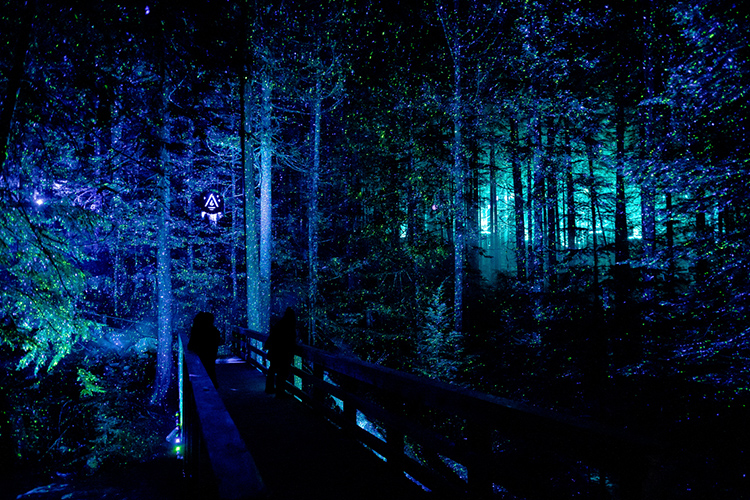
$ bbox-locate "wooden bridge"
[178,327,660,499]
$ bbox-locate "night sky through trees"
[1,0,749,496]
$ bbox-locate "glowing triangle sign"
[200,190,224,214]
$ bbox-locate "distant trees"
[1,0,748,409]
[2,4,749,491]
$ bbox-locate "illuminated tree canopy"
[1,0,749,488]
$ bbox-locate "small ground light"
[166,425,182,458]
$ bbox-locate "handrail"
[232,326,658,498]
[179,333,266,500]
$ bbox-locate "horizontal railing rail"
[232,326,659,498]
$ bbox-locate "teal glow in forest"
[1,0,749,497]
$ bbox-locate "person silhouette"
[187,311,221,386]
[264,307,297,396]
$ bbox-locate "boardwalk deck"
[215,360,432,500]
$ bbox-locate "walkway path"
[215,361,432,500]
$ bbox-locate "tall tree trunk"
[641,0,658,300]
[466,151,480,273]
[614,103,631,313]
[308,77,322,345]
[614,104,629,264]
[152,58,172,405]
[530,116,545,292]
[259,70,273,334]
[407,136,418,248]
[407,130,425,257]
[641,188,656,260]
[489,144,498,272]
[451,44,466,333]
[231,158,238,303]
[511,117,526,282]
[437,2,467,332]
[665,193,675,281]
[241,64,260,331]
[695,193,709,282]
[114,228,122,317]
[586,141,600,306]
[545,117,558,288]
[565,130,576,251]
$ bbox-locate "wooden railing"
[179,333,266,500]
[232,326,659,499]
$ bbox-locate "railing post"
[615,454,663,500]
[467,418,493,499]
[312,362,325,404]
[385,394,405,471]
[283,340,663,499]
[341,375,358,427]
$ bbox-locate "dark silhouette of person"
[264,307,297,396]
[188,311,221,385]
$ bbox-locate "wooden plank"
[215,363,432,499]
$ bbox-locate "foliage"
[1,325,169,476]
[0,200,97,375]
[1,2,749,493]
[77,368,106,398]
[416,281,463,381]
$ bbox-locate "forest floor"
[3,452,194,500]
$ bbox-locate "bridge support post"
[467,419,493,499]
[387,427,405,468]
[385,395,405,471]
[341,376,358,427]
[312,363,325,404]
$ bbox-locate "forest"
[1,0,749,496]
